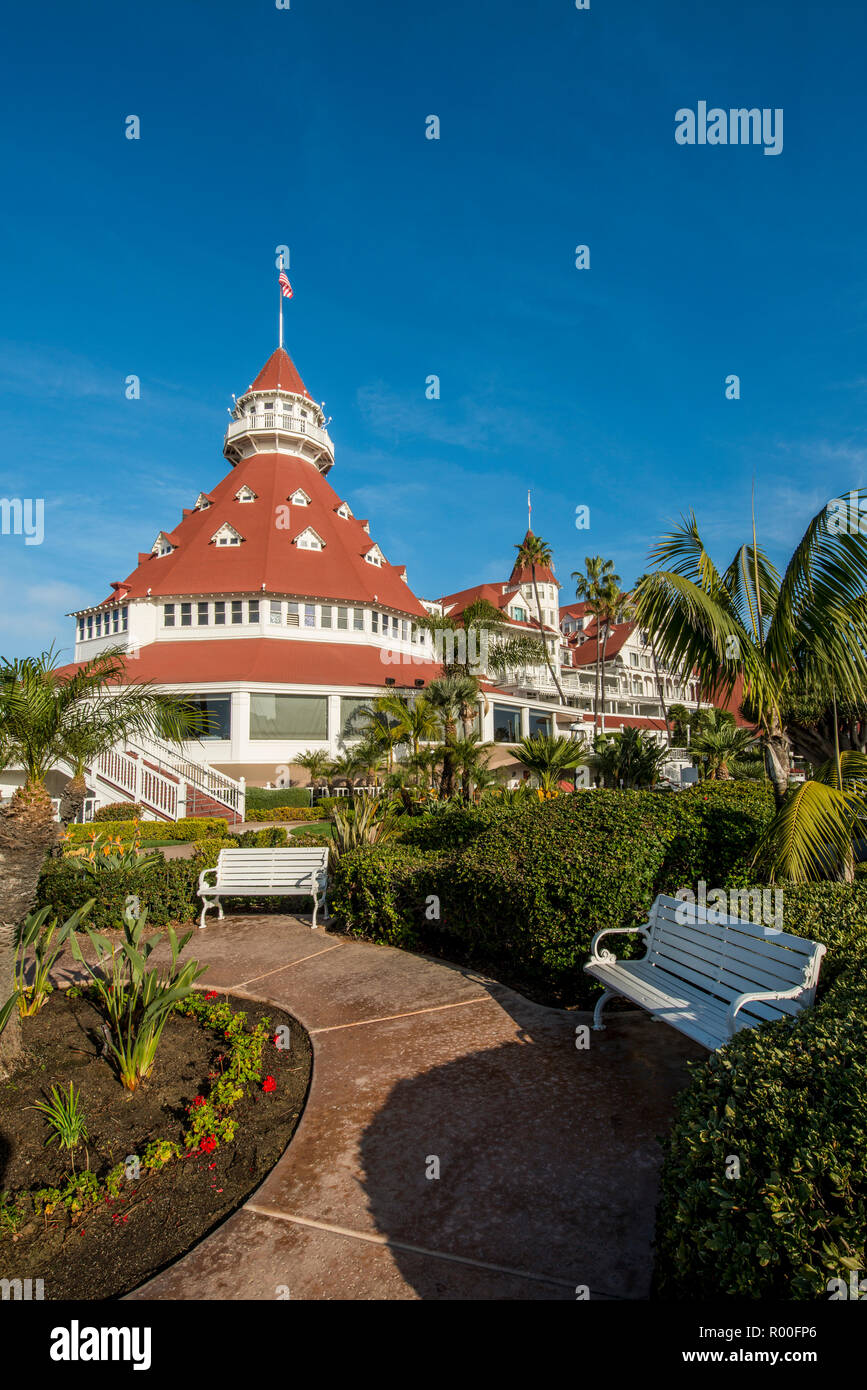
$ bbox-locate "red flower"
[205,990,218,1001]
[199,1135,217,1154]
[192,1095,206,1108]
[263,1076,276,1093]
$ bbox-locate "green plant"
[590,727,670,789]
[32,1083,88,1169]
[66,825,163,875]
[331,794,402,861]
[15,901,95,1016]
[653,958,867,1299]
[64,816,229,843]
[69,910,207,1091]
[93,802,147,822]
[513,733,586,791]
[245,785,311,810]
[244,805,325,822]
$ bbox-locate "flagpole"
[278,254,284,350]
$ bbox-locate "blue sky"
[1,0,866,658]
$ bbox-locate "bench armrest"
[589,925,651,965]
[726,983,806,1035]
[197,867,218,890]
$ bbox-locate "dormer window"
[289,489,311,506]
[336,502,353,520]
[294,526,325,551]
[194,493,212,511]
[211,523,244,547]
[364,543,385,567]
[152,532,175,557]
[235,485,257,503]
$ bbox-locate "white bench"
[197,847,329,930]
[584,893,825,1050]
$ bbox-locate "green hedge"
[244,806,325,823]
[331,785,777,1004]
[92,802,146,822]
[245,787,311,810]
[66,817,228,843]
[653,958,867,1299]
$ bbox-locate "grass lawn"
[141,838,193,848]
[291,821,332,836]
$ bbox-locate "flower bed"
[0,987,311,1299]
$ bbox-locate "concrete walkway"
[123,913,704,1302]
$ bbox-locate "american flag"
[279,270,293,299]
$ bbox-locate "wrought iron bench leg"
[593,989,618,1031]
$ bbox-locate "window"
[163,604,176,628]
[180,603,192,627]
[214,602,226,625]
[295,527,324,551]
[122,608,128,632]
[354,609,364,632]
[304,604,316,628]
[231,601,243,625]
[269,600,282,625]
[95,614,102,637]
[188,693,231,740]
[152,532,174,557]
[286,602,299,627]
[340,697,371,738]
[112,609,120,633]
[400,620,408,641]
[493,705,521,743]
[321,605,332,628]
[290,489,311,506]
[336,502,352,519]
[250,694,328,740]
[198,602,209,625]
[235,486,257,502]
[87,616,93,638]
[78,619,85,640]
[212,523,243,546]
[513,606,526,622]
[641,656,651,670]
[630,652,639,667]
[371,612,379,634]
[529,712,552,737]
[337,607,348,630]
[248,600,260,623]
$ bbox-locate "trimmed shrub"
[65,817,228,844]
[92,802,146,822]
[245,787,311,810]
[36,856,203,930]
[331,786,777,1004]
[653,959,867,1299]
[234,827,290,848]
[244,806,327,823]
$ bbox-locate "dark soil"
[0,990,312,1299]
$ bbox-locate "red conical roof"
[109,450,427,616]
[247,347,312,399]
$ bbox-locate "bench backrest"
[646,894,825,1028]
[215,846,328,889]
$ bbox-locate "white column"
[327,693,342,754]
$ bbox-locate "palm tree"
[590,727,669,789]
[425,674,481,797]
[689,710,758,779]
[755,750,867,882]
[514,533,567,704]
[451,734,494,799]
[355,698,404,774]
[572,557,621,734]
[294,748,331,792]
[326,750,360,791]
[513,733,587,792]
[0,646,204,1078]
[629,576,672,745]
[634,501,867,809]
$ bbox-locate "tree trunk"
[60,772,88,825]
[599,624,610,735]
[0,781,60,1079]
[764,721,792,808]
[650,642,670,745]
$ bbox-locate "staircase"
[82,738,245,824]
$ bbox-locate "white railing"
[129,737,245,818]
[94,747,182,820]
[224,416,330,449]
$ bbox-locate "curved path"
[124,913,703,1302]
